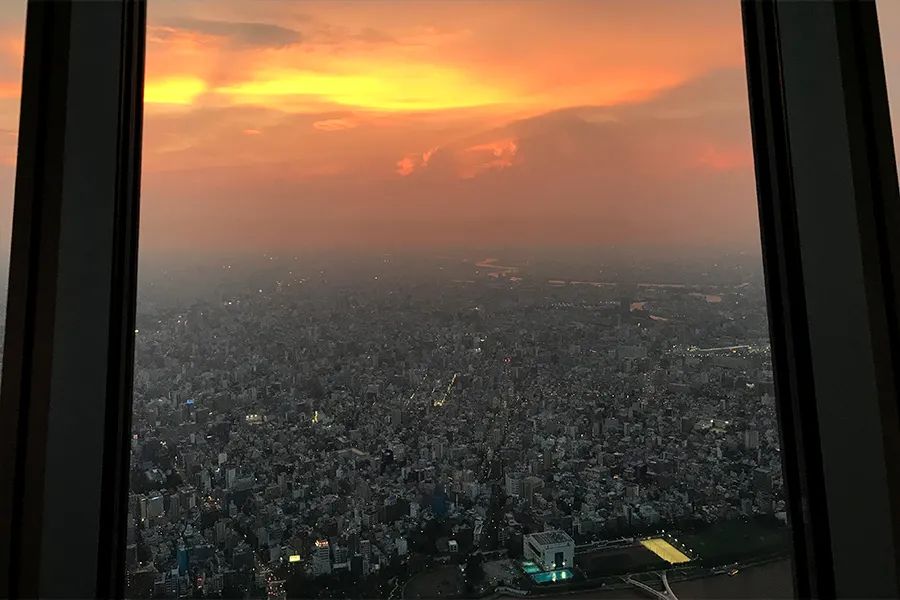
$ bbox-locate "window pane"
[880,0,900,178]
[0,2,25,378]
[128,2,792,598]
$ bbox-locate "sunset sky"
[139,0,760,256]
[0,1,899,260]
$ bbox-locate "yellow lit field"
[640,538,691,564]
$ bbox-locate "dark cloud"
[163,17,302,48]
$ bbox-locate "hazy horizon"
[0,0,896,267]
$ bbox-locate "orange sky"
[138,0,763,255]
[0,1,899,260]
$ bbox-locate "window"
[0,2,25,377]
[3,1,900,599]
[126,2,793,598]
[879,0,900,170]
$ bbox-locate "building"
[523,530,575,571]
[313,539,331,576]
[360,539,371,575]
[523,476,544,505]
[505,472,523,497]
[146,494,164,519]
[743,429,760,450]
[625,484,640,503]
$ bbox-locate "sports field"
[577,543,667,577]
[640,538,691,564]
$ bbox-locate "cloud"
[138,67,764,253]
[455,138,518,179]
[313,118,358,132]
[617,67,749,120]
[396,156,417,176]
[160,18,302,49]
[396,146,439,176]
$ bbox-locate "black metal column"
[743,0,900,597]
[0,1,145,597]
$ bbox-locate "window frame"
[0,1,145,597]
[744,0,900,596]
[0,0,898,596]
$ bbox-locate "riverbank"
[513,558,793,599]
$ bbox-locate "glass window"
[879,0,900,175]
[0,2,24,375]
[128,2,792,598]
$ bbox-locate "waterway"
[541,558,793,599]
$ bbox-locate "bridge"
[622,571,679,600]
[575,536,635,552]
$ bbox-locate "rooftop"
[527,530,574,547]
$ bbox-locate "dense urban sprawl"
[126,257,786,598]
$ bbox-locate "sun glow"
[214,64,516,112]
[145,76,207,105]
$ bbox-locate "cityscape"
[124,2,794,597]
[125,251,791,599]
[0,0,898,598]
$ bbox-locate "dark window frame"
[744,0,900,596]
[0,0,897,597]
[0,1,145,597]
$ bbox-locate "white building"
[523,530,575,571]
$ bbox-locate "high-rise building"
[433,438,447,461]
[744,429,760,450]
[625,484,640,504]
[313,540,331,576]
[754,468,773,493]
[167,492,180,521]
[365,384,378,403]
[505,472,524,497]
[359,539,371,575]
[523,475,544,505]
[542,450,553,472]
[147,494,164,519]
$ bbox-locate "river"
[541,559,793,599]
